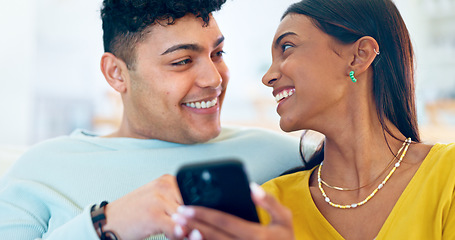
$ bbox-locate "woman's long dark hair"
[281,0,420,174]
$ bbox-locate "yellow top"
[260,143,455,239]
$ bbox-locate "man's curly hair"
[101,0,227,69]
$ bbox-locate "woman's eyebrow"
[274,32,297,49]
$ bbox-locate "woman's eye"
[282,44,293,52]
[172,59,192,66]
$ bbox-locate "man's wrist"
[90,201,119,240]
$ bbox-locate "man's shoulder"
[26,130,104,153]
[14,129,117,165]
[211,126,302,184]
[213,125,299,143]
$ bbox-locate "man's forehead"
[144,14,223,53]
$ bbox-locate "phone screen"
[176,159,259,222]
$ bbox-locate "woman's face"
[262,14,352,132]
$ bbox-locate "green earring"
[349,71,357,83]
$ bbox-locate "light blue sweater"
[0,126,303,239]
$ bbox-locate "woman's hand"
[172,183,295,240]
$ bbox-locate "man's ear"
[348,36,379,75]
[100,52,128,93]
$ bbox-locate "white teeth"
[185,98,218,109]
[275,89,295,103]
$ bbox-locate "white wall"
[31,0,106,143]
[0,1,36,145]
[0,0,106,145]
[215,0,300,126]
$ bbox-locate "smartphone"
[176,159,259,223]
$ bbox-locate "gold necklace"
[320,140,408,191]
[317,138,411,209]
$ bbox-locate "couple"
[1,0,455,240]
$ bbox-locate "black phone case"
[176,159,260,223]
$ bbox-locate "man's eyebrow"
[214,35,225,48]
[161,35,225,56]
[161,44,203,55]
[274,32,297,49]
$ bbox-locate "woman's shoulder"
[425,142,455,161]
[262,167,316,195]
[418,142,455,178]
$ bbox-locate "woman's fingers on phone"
[185,222,233,240]
[176,206,261,239]
[165,224,190,240]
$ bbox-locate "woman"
[171,0,455,239]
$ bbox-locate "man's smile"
[184,97,218,109]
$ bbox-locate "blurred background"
[1,0,454,147]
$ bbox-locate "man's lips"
[273,88,295,103]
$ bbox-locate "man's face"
[122,14,229,144]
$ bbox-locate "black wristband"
[90,201,119,240]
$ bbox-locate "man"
[0,0,303,239]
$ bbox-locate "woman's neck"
[317,113,407,190]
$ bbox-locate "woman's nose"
[262,67,280,87]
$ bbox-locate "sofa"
[0,145,27,177]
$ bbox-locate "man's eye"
[172,59,192,66]
[213,50,225,58]
[282,44,293,52]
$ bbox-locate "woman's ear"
[100,52,128,93]
[348,36,379,75]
